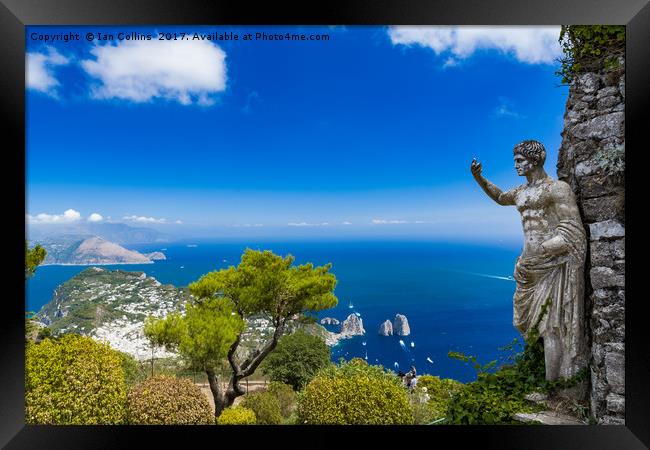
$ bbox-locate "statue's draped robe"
[513,219,588,380]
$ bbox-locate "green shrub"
[127,375,214,424]
[240,391,283,425]
[557,25,625,84]
[297,360,413,425]
[117,351,147,387]
[25,335,127,424]
[261,330,331,390]
[217,406,257,425]
[267,382,297,418]
[445,302,588,425]
[408,376,463,424]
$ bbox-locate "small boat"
[410,342,415,348]
[426,357,434,364]
[348,301,354,309]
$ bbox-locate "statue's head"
[513,140,546,176]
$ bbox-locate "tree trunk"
[206,369,228,418]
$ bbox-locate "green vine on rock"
[556,25,625,85]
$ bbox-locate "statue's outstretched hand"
[471,158,483,179]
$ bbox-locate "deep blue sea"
[26,239,524,383]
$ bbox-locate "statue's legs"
[542,332,562,381]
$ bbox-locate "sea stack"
[378,320,393,336]
[340,314,365,336]
[320,317,340,326]
[393,314,411,336]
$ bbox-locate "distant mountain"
[27,221,170,245]
[38,236,162,265]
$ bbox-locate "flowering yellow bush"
[127,375,214,424]
[216,406,257,425]
[25,335,127,424]
[298,361,413,425]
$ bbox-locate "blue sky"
[26,25,568,243]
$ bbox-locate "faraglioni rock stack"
[378,320,393,336]
[320,317,340,326]
[392,314,411,336]
[340,314,365,336]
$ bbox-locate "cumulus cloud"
[27,208,81,224]
[87,213,104,222]
[80,39,227,105]
[122,215,168,224]
[387,26,562,65]
[26,47,71,96]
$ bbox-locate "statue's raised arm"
[470,158,516,206]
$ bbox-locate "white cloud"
[87,213,104,222]
[287,222,330,227]
[388,26,562,65]
[27,208,81,224]
[26,47,70,96]
[242,91,260,114]
[493,96,524,118]
[80,38,227,105]
[232,223,263,228]
[123,215,168,224]
[175,220,183,224]
[342,221,352,225]
[372,219,407,225]
[372,219,431,225]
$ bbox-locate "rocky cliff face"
[340,314,365,336]
[557,60,625,425]
[392,314,411,336]
[378,320,393,336]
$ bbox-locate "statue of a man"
[471,140,587,381]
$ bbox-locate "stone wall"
[556,59,625,425]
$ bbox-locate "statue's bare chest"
[515,183,554,214]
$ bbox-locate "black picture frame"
[2,0,647,448]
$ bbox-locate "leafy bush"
[25,335,127,424]
[445,302,588,424]
[127,375,214,424]
[297,360,414,425]
[557,25,625,84]
[409,375,463,424]
[267,382,297,419]
[240,391,283,425]
[261,329,331,390]
[217,406,257,425]
[117,351,147,387]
